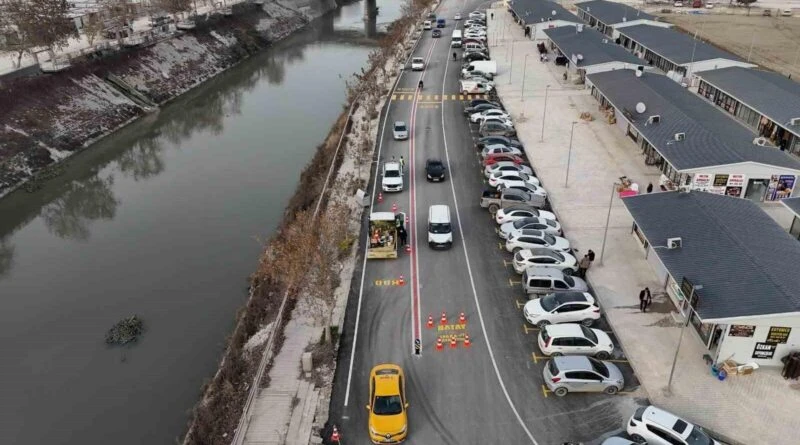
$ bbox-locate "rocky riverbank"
[0,0,331,199]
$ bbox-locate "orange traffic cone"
[331,425,341,443]
[464,334,471,347]
[435,337,443,351]
[377,192,383,203]
[392,202,398,213]
[449,336,458,349]
[426,314,434,328]
[405,244,412,253]
[398,275,405,286]
[440,312,447,325]
[405,215,409,224]
[458,312,467,324]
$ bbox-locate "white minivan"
[461,60,497,77]
[451,29,462,48]
[428,205,453,249]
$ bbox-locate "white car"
[538,323,614,359]
[488,171,541,189]
[484,161,533,178]
[481,144,522,158]
[499,217,561,239]
[454,13,462,20]
[423,20,432,29]
[392,121,408,140]
[469,11,486,19]
[465,29,487,36]
[513,247,577,275]
[627,405,722,445]
[497,180,547,197]
[382,161,403,192]
[523,291,600,327]
[470,109,511,124]
[481,116,513,128]
[673,1,683,6]
[495,206,556,224]
[506,229,570,253]
[411,57,425,71]
[465,24,486,31]
[464,33,487,40]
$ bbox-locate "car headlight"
[427,174,432,179]
[370,426,378,435]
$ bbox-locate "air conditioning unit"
[791,117,800,126]
[674,132,685,141]
[753,137,767,146]
[648,115,661,124]
[667,237,682,249]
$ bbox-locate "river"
[0,2,399,443]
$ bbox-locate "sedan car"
[488,171,540,189]
[523,291,599,326]
[496,181,547,197]
[479,121,516,137]
[470,109,511,124]
[469,11,486,19]
[481,144,522,158]
[513,248,577,275]
[484,161,532,178]
[454,13,462,20]
[506,229,570,253]
[543,356,624,396]
[464,102,502,115]
[495,206,556,224]
[538,323,614,359]
[627,405,721,445]
[463,51,489,62]
[432,28,442,38]
[483,153,527,167]
[499,217,561,239]
[392,121,408,140]
[367,364,409,443]
[411,57,425,71]
[425,158,446,182]
[463,34,486,42]
[465,28,487,36]
[476,135,521,149]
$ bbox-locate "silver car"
[543,356,624,396]
[393,121,408,140]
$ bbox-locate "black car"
[425,159,446,182]
[464,102,502,115]
[432,29,442,38]
[476,135,523,149]
[469,99,502,108]
[463,52,489,62]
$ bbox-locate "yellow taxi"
[366,364,408,443]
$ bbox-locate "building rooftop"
[781,197,800,217]
[616,24,741,65]
[622,191,800,321]
[509,0,581,25]
[544,25,642,67]
[575,0,654,25]
[698,67,800,135]
[586,70,800,171]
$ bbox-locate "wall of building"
[717,316,800,366]
[685,165,799,200]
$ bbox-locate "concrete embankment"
[0,0,334,199]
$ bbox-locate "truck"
[367,212,407,259]
[480,188,547,214]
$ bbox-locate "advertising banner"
[692,173,711,189]
[753,342,777,359]
[725,186,742,197]
[766,326,791,344]
[729,325,756,337]
[713,174,729,187]
[728,174,745,187]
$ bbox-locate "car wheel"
[536,320,550,328]
[580,318,594,327]
[595,351,610,360]
[604,386,619,395]
[554,387,568,397]
[631,434,646,444]
[488,204,499,214]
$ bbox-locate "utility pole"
[540,84,550,141]
[565,121,577,187]
[666,285,703,395]
[599,182,620,265]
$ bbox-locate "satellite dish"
[636,102,646,113]
[552,10,557,16]
[635,69,643,77]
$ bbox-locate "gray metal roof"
[586,70,800,171]
[781,197,800,217]
[622,191,800,320]
[575,0,654,25]
[698,67,800,135]
[616,24,741,64]
[544,25,642,67]
[509,0,581,25]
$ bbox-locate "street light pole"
[599,182,620,266]
[540,84,550,142]
[565,121,577,187]
[522,53,533,101]
[509,40,516,84]
[666,285,702,395]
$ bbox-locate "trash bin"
[718,369,727,381]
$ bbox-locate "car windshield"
[589,358,609,377]
[428,161,442,170]
[540,294,559,312]
[373,395,403,415]
[394,124,406,132]
[429,223,451,234]
[412,58,423,63]
[685,427,713,445]
[512,219,529,229]
[562,276,575,287]
[385,169,400,178]
[543,234,556,245]
[580,325,598,343]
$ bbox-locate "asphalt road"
[328,2,647,444]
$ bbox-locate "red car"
[483,154,527,167]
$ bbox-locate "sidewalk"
[487,7,800,445]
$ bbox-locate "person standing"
[639,288,647,312]
[578,254,591,279]
[398,226,408,247]
[587,249,595,262]
[399,155,405,171]
[647,182,653,193]
[645,287,652,311]
[490,12,494,19]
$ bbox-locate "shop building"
[586,69,800,202]
[508,0,581,40]
[616,24,756,82]
[696,67,800,156]
[574,0,671,38]
[543,25,649,83]
[781,197,800,240]
[623,191,800,367]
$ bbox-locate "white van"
[428,205,453,249]
[451,30,462,48]
[463,42,486,53]
[461,60,497,77]
[459,79,493,95]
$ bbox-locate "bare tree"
[83,13,105,46]
[2,0,77,66]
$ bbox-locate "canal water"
[0,2,398,444]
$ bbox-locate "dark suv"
[425,159,446,182]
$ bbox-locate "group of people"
[576,249,595,278]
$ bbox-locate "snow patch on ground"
[210,31,238,47]
[244,322,275,352]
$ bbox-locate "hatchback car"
[522,267,587,294]
[479,121,516,138]
[367,364,408,443]
[483,154,527,167]
[382,161,403,192]
[538,323,614,359]
[543,356,624,396]
[425,158,446,182]
[432,28,442,38]
[513,248,577,275]
[523,291,599,326]
[495,206,556,224]
[627,405,721,445]
[392,121,408,140]
[411,57,425,71]
[506,229,570,253]
[481,144,522,158]
[469,11,486,19]
[484,161,532,178]
[476,135,521,149]
[454,13,462,20]
[499,217,561,239]
[488,171,541,189]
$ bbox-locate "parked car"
[538,323,614,359]
[470,109,511,124]
[469,11,486,19]
[425,158,446,182]
[522,267,587,294]
[411,57,425,71]
[465,28,487,36]
[432,29,442,38]
[782,8,793,16]
[481,144,522,158]
[523,291,599,326]
[423,20,432,29]
[465,69,493,81]
[495,206,556,225]
[601,439,637,445]
[484,161,532,178]
[506,230,570,253]
[454,13,462,20]
[513,248,577,276]
[481,188,546,213]
[367,364,409,443]
[463,51,489,62]
[543,356,624,396]
[626,405,721,445]
[464,102,502,115]
[462,75,494,86]
[479,121,516,138]
[488,171,541,189]
[382,161,403,192]
[392,121,408,140]
[483,154,528,167]
[496,181,547,197]
[499,217,561,239]
[673,1,683,6]
[476,135,521,149]
[463,34,487,42]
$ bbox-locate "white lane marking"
[438,22,540,445]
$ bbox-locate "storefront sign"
[752,342,777,359]
[725,186,742,198]
[766,326,791,344]
[713,174,729,187]
[693,173,711,188]
[727,174,745,187]
[729,324,756,337]
[707,186,726,195]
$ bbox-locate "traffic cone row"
[398,274,405,286]
[435,337,443,350]
[449,336,457,348]
[377,192,383,203]
[392,202,398,213]
[432,335,474,351]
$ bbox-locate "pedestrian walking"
[490,12,494,19]
[578,254,591,278]
[587,249,595,262]
[645,287,652,311]
[646,182,653,193]
[391,155,396,162]
[399,155,405,171]
[639,288,647,312]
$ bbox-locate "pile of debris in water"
[105,315,144,345]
